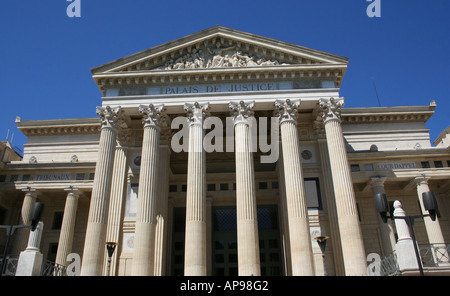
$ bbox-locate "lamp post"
[0,202,44,276]
[374,191,438,276]
[105,242,117,276]
[314,235,329,276]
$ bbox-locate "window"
[258,182,268,190]
[421,161,430,168]
[207,184,216,191]
[304,178,322,209]
[350,164,360,172]
[434,161,443,168]
[22,175,31,181]
[220,183,229,191]
[169,185,177,192]
[271,181,279,189]
[76,173,85,180]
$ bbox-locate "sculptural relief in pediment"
[159,40,290,71]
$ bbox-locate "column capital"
[370,176,387,187]
[415,174,431,185]
[139,104,165,128]
[64,186,80,196]
[184,102,209,125]
[319,97,344,123]
[22,186,37,197]
[96,106,122,129]
[274,99,301,123]
[229,100,254,125]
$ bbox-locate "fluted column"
[81,106,122,276]
[230,100,261,276]
[154,126,171,276]
[132,104,165,276]
[315,122,345,275]
[12,188,38,254]
[415,175,449,266]
[319,98,367,275]
[103,125,130,276]
[274,99,314,276]
[369,177,396,256]
[55,187,80,267]
[184,102,209,276]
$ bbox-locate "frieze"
[160,41,289,71]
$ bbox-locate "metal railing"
[380,252,401,276]
[419,243,450,267]
[40,260,67,276]
[0,256,19,276]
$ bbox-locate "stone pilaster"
[81,106,122,276]
[55,187,80,267]
[103,125,130,276]
[230,100,261,276]
[315,123,345,276]
[319,97,367,276]
[369,177,396,256]
[184,102,209,276]
[132,104,165,276]
[274,99,314,276]
[154,125,171,276]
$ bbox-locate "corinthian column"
[131,104,165,276]
[184,102,209,276]
[274,99,314,276]
[319,98,367,276]
[55,187,80,267]
[81,106,122,276]
[230,100,261,276]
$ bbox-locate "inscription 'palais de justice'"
[162,82,278,95]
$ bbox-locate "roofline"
[90,26,349,74]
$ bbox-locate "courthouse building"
[0,26,449,276]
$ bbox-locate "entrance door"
[212,205,282,276]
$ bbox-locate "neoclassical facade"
[1,27,449,276]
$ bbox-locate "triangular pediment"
[92,26,348,74]
[91,26,349,95]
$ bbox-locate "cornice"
[341,101,436,124]
[93,64,347,96]
[16,117,101,136]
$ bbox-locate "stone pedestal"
[16,222,44,276]
[392,201,419,271]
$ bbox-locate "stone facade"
[0,27,449,276]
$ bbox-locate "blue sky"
[1,0,449,152]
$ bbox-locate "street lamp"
[105,242,117,276]
[0,202,44,276]
[314,235,329,276]
[374,191,439,276]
